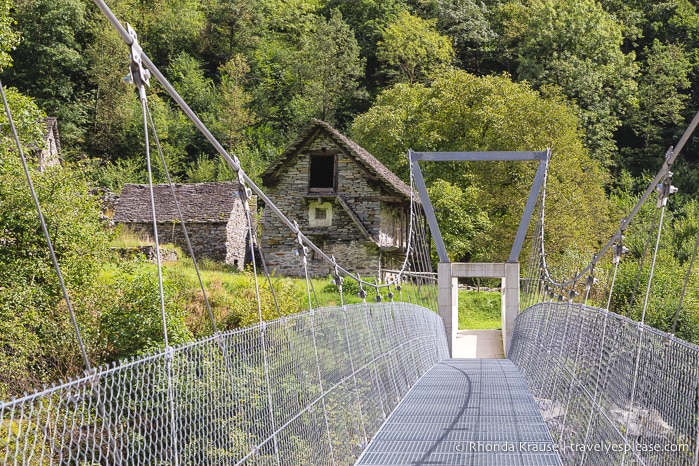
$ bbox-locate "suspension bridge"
[3,1,699,465]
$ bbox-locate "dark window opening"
[315,207,327,220]
[310,235,328,261]
[309,155,336,191]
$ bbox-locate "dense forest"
[3,0,699,396]
[5,0,699,186]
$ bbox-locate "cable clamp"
[294,222,308,259]
[331,255,343,288]
[656,171,678,208]
[586,257,598,290]
[238,175,253,212]
[125,24,150,91]
[612,238,629,264]
[356,274,367,300]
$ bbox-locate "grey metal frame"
[409,149,550,263]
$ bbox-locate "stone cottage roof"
[261,119,414,200]
[114,182,240,224]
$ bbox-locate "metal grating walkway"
[355,359,562,466]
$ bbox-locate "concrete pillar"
[438,262,458,357]
[502,262,520,356]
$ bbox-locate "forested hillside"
[3,0,698,188]
[3,0,699,395]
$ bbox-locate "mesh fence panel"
[1,302,448,465]
[510,302,699,466]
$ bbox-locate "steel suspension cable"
[640,203,668,323]
[627,206,661,312]
[605,260,621,311]
[299,239,336,465]
[130,45,180,462]
[241,178,281,465]
[138,90,169,347]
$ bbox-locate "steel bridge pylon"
[410,148,548,358]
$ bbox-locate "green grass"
[458,290,501,330]
[99,257,387,332]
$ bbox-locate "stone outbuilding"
[113,182,248,269]
[35,117,61,171]
[260,119,418,277]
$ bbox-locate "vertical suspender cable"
[142,97,179,466]
[241,178,280,464]
[622,181,671,465]
[145,104,217,334]
[0,80,92,372]
[139,90,169,348]
[300,243,336,465]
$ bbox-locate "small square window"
[316,207,327,220]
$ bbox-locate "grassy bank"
[458,290,501,330]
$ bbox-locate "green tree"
[5,0,92,150]
[250,8,364,133]
[625,41,692,167]
[217,54,256,150]
[498,0,638,166]
[323,0,406,53]
[350,83,433,179]
[293,9,365,125]
[85,21,134,162]
[111,0,206,67]
[377,10,454,84]
[352,70,613,263]
[0,90,111,397]
[428,179,491,261]
[198,0,262,69]
[413,0,497,74]
[0,0,18,69]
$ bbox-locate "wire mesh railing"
[1,302,448,465]
[510,302,699,466]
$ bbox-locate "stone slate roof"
[261,119,414,200]
[114,182,240,224]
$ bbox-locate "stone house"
[113,182,249,269]
[260,119,418,277]
[35,117,61,171]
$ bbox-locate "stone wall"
[127,216,247,269]
[129,222,225,263]
[262,227,382,277]
[225,205,249,269]
[262,134,396,277]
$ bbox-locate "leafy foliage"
[377,10,454,84]
[498,0,638,166]
[353,70,613,263]
[0,92,111,396]
[427,179,490,262]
